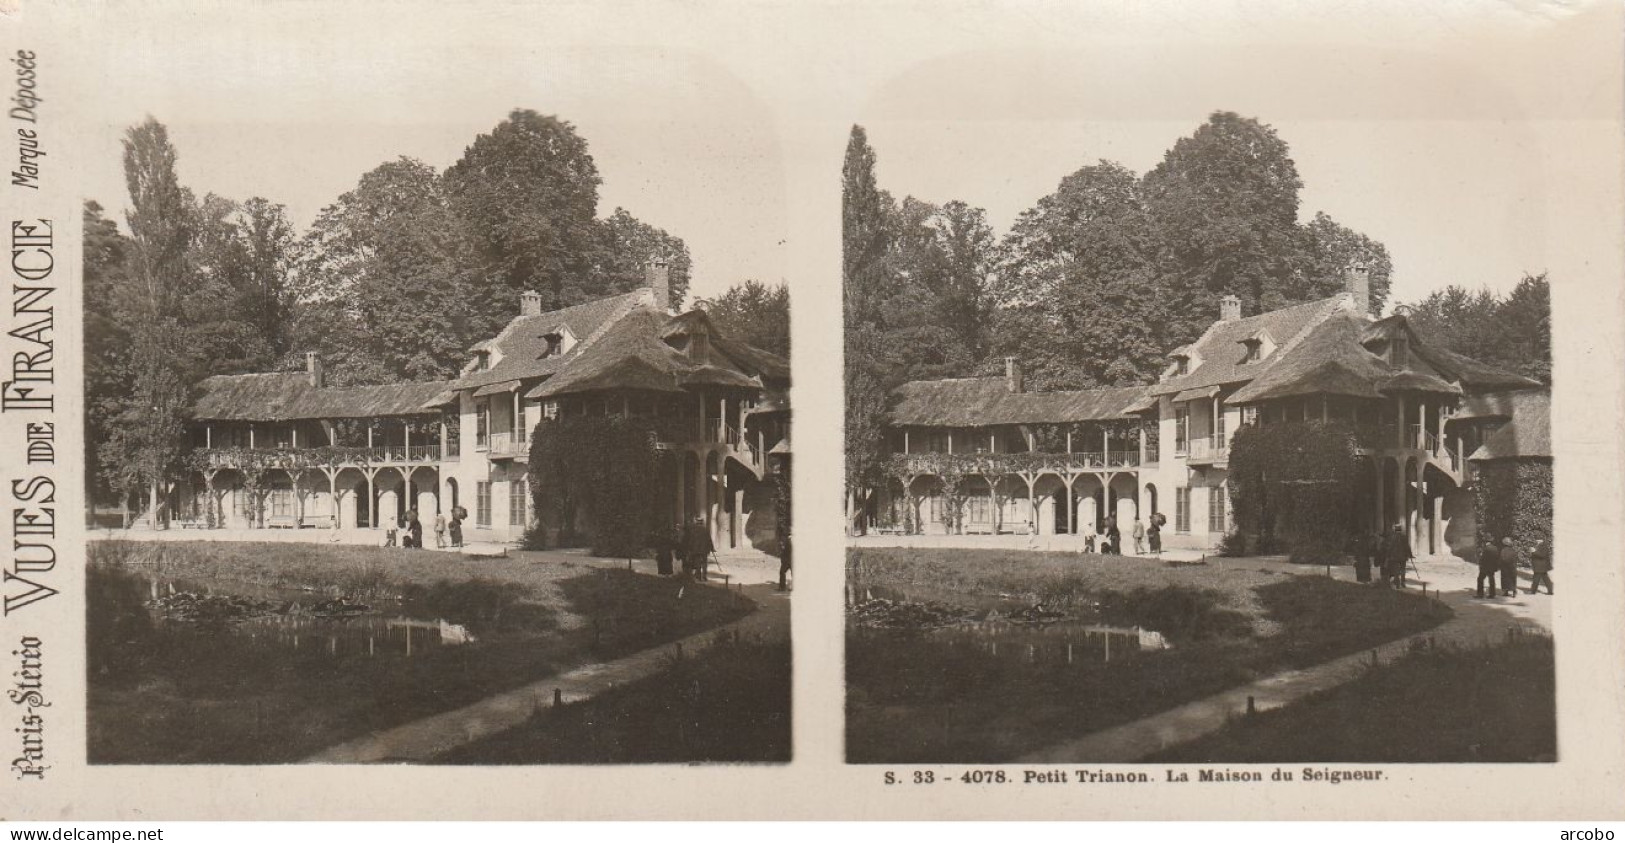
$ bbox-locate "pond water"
[97,567,475,661]
[849,583,1170,666]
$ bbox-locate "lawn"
[845,547,1454,763]
[437,638,791,764]
[1149,633,1556,763]
[88,540,753,763]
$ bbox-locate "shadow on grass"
[1150,634,1555,763]
[846,552,1452,764]
[87,550,752,764]
[437,639,791,764]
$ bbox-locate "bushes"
[529,415,676,557]
[1474,459,1552,553]
[1229,421,1362,562]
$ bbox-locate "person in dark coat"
[1106,522,1121,556]
[407,513,423,549]
[1499,536,1519,597]
[1350,531,1373,584]
[653,523,677,576]
[1476,535,1501,599]
[1384,525,1412,588]
[1529,538,1553,595]
[1147,513,1162,554]
[683,516,714,582]
[448,510,463,548]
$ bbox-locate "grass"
[845,547,1454,763]
[437,639,791,764]
[88,540,753,764]
[1150,634,1556,763]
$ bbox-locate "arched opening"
[352,480,371,528]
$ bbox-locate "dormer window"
[475,350,491,372]
[540,333,563,359]
[1242,340,1261,363]
[1173,355,1190,376]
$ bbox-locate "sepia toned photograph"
[844,89,1557,762]
[77,16,793,765]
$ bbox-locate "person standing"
[653,523,677,576]
[1107,522,1121,556]
[1148,513,1162,555]
[1351,530,1374,584]
[1131,518,1146,555]
[1384,525,1412,588]
[434,512,447,549]
[1476,535,1501,599]
[448,509,463,548]
[1499,536,1520,597]
[407,512,423,549]
[1529,537,1553,595]
[778,534,792,592]
[684,516,714,582]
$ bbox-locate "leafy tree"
[843,126,895,526]
[444,109,604,315]
[987,160,1163,389]
[1295,211,1394,315]
[1142,111,1307,346]
[597,208,692,307]
[698,279,789,358]
[83,201,132,508]
[1403,273,1550,384]
[102,117,197,525]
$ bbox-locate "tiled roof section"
[1469,390,1551,460]
[456,289,650,390]
[193,374,455,422]
[890,377,1148,427]
[526,305,787,400]
[1150,296,1347,396]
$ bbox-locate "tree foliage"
[528,415,673,556]
[1402,273,1550,384]
[697,279,789,358]
[1228,421,1362,561]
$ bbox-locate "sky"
[60,0,1621,311]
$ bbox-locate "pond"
[109,569,477,660]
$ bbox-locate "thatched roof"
[1470,391,1551,461]
[525,305,785,400]
[1151,296,1345,396]
[193,373,456,422]
[1456,388,1545,421]
[457,289,650,391]
[890,378,1147,427]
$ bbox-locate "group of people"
[652,516,716,581]
[1350,525,1417,588]
[1476,534,1553,599]
[383,506,467,549]
[1081,512,1164,556]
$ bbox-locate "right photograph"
[842,110,1554,765]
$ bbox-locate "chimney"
[520,290,544,317]
[646,260,671,312]
[1218,294,1242,323]
[1392,303,1413,319]
[304,351,324,388]
[1004,356,1024,394]
[1346,262,1371,316]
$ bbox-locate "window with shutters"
[509,479,528,526]
[1208,485,1227,534]
[1175,487,1191,533]
[476,482,492,527]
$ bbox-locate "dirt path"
[304,581,790,763]
[1017,558,1551,764]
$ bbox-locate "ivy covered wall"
[1472,459,1553,553]
[528,414,674,557]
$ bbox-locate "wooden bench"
[299,515,336,529]
[266,515,299,529]
[174,518,208,530]
[963,523,994,535]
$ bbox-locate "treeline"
[86,110,786,510]
[843,110,1549,505]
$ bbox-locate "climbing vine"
[528,415,674,557]
[1227,420,1362,561]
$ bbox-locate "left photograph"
[81,40,792,764]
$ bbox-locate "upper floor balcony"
[480,430,529,459]
[886,449,1141,479]
[187,444,445,473]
